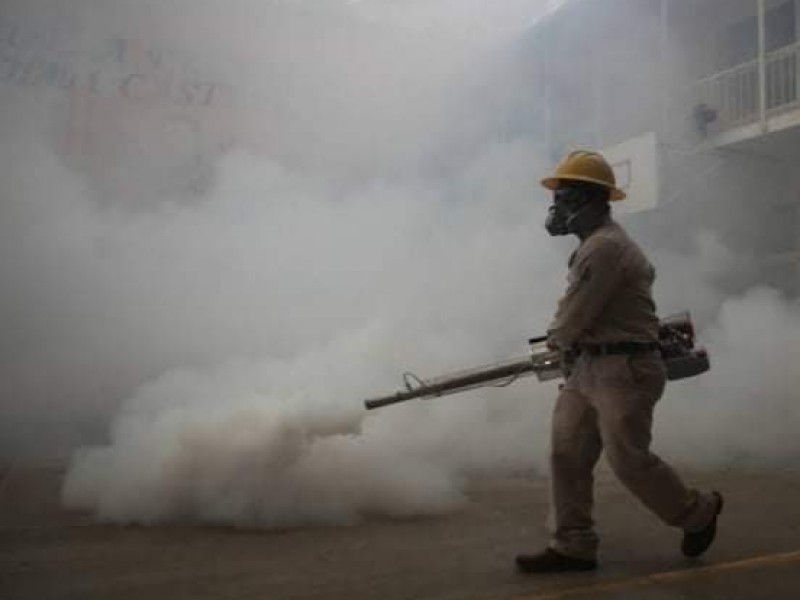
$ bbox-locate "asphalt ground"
[2,465,800,600]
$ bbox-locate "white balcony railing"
[693,41,800,132]
[766,42,799,111]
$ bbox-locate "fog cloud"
[1,0,798,527]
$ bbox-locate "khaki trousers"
[548,352,718,561]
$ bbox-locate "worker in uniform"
[516,151,724,573]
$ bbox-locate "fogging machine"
[364,312,709,410]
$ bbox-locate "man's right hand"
[546,333,560,351]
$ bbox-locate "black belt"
[577,341,660,356]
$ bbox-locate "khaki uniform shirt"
[547,219,660,348]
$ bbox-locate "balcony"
[692,41,800,146]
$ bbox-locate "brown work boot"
[515,548,597,573]
[682,491,724,558]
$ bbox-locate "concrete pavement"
[2,465,800,600]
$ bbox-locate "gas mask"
[544,186,594,236]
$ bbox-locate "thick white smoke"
[2,0,798,528]
[659,287,800,468]
[58,140,564,525]
[0,0,552,458]
[58,144,800,526]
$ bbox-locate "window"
[720,1,797,69]
[722,15,757,69]
[766,0,796,52]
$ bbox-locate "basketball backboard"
[602,131,660,214]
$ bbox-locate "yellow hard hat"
[541,150,626,201]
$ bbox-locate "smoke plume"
[0,0,798,527]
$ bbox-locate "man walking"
[516,150,723,573]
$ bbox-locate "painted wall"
[0,8,238,204]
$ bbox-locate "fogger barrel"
[363,358,536,410]
[364,338,561,410]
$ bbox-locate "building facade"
[528,0,800,296]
